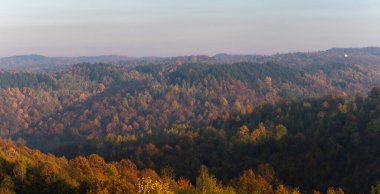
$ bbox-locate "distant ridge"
[3,54,48,60]
[1,47,380,71]
[0,55,136,71]
[326,47,380,55]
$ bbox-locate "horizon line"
[1,46,379,59]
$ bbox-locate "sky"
[0,0,380,57]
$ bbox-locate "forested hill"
[5,61,377,141]
[0,57,379,193]
[1,86,380,193]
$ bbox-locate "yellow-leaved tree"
[136,176,174,194]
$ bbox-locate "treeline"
[58,63,126,83]
[0,72,57,89]
[168,62,300,88]
[1,139,378,194]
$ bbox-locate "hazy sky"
[1,0,380,57]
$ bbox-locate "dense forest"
[5,138,373,194]
[0,49,380,193]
